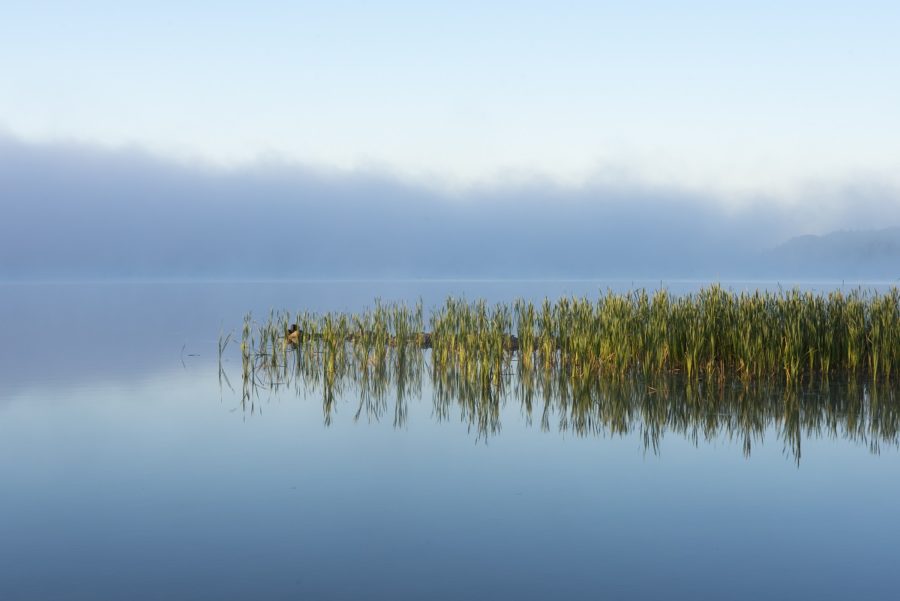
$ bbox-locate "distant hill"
[764,227,900,280]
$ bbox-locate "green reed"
[240,286,900,386]
[228,288,900,459]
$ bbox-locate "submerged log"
[285,326,517,352]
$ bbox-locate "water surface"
[1,281,898,600]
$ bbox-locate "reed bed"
[505,286,900,381]
[237,286,900,384]
[224,288,900,460]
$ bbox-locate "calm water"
[1,281,899,600]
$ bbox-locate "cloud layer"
[2,134,899,280]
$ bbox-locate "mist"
[2,134,899,281]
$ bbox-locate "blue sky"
[3,1,900,198]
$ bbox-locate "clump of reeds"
[548,286,900,381]
[228,288,900,459]
[239,286,900,387]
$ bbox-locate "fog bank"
[2,135,899,280]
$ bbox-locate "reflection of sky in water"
[1,282,899,600]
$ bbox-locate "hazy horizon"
[2,132,900,281]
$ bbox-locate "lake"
[1,280,898,600]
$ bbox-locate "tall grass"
[228,287,900,459]
[242,286,900,384]
[433,285,900,382]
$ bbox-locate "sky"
[2,2,900,278]
[3,1,900,196]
